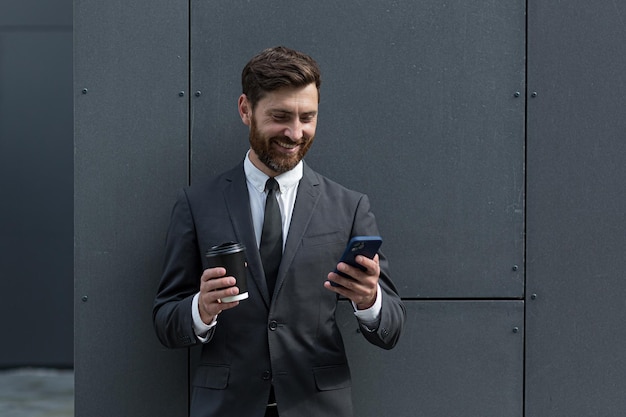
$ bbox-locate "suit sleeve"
[153,188,213,348]
[352,194,406,350]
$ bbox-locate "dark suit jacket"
[153,161,405,417]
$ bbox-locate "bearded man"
[153,46,405,417]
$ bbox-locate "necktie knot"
[265,177,279,193]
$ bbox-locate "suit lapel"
[222,163,271,308]
[275,163,321,295]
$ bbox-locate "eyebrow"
[268,109,318,117]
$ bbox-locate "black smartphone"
[331,236,383,287]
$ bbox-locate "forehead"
[255,83,319,113]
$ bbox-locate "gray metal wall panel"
[0,0,72,27]
[190,0,526,298]
[74,0,190,415]
[338,300,524,417]
[526,1,626,416]
[0,24,73,366]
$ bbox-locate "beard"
[249,117,314,174]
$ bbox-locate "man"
[153,46,405,417]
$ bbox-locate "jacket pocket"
[192,364,230,389]
[313,364,352,391]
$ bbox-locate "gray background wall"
[1,0,624,416]
[525,1,626,415]
[0,1,73,368]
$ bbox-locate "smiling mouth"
[275,139,300,150]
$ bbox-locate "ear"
[238,94,252,126]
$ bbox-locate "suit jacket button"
[262,371,272,380]
[269,320,278,331]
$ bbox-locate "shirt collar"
[243,150,303,193]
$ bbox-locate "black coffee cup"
[205,242,248,302]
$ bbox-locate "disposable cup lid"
[206,241,246,257]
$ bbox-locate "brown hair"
[241,46,321,109]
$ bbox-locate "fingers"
[201,267,226,283]
[326,271,368,293]
[200,267,236,292]
[198,267,240,323]
[198,283,239,322]
[325,254,379,307]
[336,254,380,282]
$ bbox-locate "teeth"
[277,141,297,149]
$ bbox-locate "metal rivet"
[531,293,537,300]
[82,88,88,94]
[531,92,538,98]
[195,91,202,97]
[179,91,185,97]
[512,327,519,333]
[514,91,520,97]
[81,296,88,302]
[512,265,519,271]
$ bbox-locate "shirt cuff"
[352,283,382,330]
[192,292,218,343]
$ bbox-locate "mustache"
[271,135,309,145]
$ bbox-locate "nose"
[284,120,303,140]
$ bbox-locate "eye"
[272,113,289,121]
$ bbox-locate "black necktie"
[260,177,282,297]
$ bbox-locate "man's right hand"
[198,267,240,325]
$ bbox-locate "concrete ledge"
[0,368,73,417]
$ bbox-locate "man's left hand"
[324,254,380,310]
